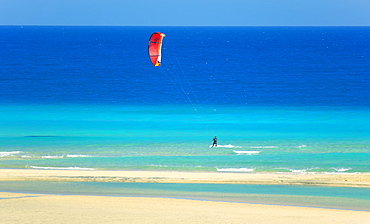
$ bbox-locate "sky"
[1,0,370,26]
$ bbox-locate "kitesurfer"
[212,136,218,147]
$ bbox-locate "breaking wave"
[250,146,278,149]
[216,168,254,172]
[233,150,260,155]
[0,151,21,157]
[40,154,92,159]
[29,166,95,171]
[66,154,92,158]
[333,168,352,172]
[209,145,242,148]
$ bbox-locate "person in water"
[212,136,218,147]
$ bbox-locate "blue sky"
[1,0,369,26]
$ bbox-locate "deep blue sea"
[0,26,369,173]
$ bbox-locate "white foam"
[334,168,351,172]
[41,155,64,159]
[0,151,21,157]
[30,166,95,171]
[217,168,254,172]
[209,144,242,148]
[40,154,91,159]
[148,164,169,167]
[250,146,278,149]
[233,150,260,155]
[295,145,308,148]
[289,169,307,173]
[66,154,91,158]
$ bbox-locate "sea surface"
[0,26,369,173]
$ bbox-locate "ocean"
[0,26,369,173]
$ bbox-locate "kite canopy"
[148,32,166,66]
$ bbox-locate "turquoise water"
[0,104,369,172]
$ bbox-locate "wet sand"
[0,169,369,187]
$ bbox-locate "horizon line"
[1,24,369,27]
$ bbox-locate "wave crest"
[0,151,21,157]
[29,166,95,171]
[217,168,254,172]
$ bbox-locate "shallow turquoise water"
[0,104,369,173]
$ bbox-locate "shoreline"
[0,169,369,188]
[1,169,370,223]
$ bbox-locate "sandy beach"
[1,192,369,224]
[0,169,370,187]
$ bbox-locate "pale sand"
[1,192,369,224]
[1,169,370,223]
[0,169,370,187]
